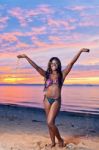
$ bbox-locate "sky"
[0,0,99,84]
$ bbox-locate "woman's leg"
[47,100,66,147]
[43,96,56,147]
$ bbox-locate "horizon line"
[0,83,99,86]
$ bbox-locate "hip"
[43,94,61,105]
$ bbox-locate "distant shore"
[0,83,99,86]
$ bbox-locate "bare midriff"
[44,84,61,99]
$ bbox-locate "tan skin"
[17,48,90,148]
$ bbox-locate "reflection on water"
[0,85,99,115]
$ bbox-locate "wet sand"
[0,104,99,150]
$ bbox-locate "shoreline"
[0,103,99,150]
[0,103,99,117]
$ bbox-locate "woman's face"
[50,59,58,71]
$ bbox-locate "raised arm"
[17,54,46,77]
[62,48,90,82]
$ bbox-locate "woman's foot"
[45,142,56,148]
[58,138,66,147]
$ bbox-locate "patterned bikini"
[43,77,61,105]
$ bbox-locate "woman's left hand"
[80,48,90,53]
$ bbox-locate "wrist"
[79,49,83,53]
[25,55,28,59]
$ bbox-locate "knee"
[47,120,54,128]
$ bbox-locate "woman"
[17,48,90,148]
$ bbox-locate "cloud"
[0,32,31,54]
[66,5,99,11]
[0,16,9,30]
[78,14,99,27]
[0,33,18,42]
[67,6,87,11]
[9,7,28,27]
[47,18,76,30]
[0,66,11,74]
[8,5,53,27]
[79,21,96,27]
[68,70,99,78]
[31,26,47,35]
[0,35,98,55]
[36,4,54,14]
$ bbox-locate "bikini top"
[44,76,59,91]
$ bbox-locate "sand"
[0,104,99,150]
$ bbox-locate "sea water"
[0,84,99,115]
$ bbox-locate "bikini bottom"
[44,95,61,105]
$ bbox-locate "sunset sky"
[0,0,99,84]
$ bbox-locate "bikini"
[43,76,61,105]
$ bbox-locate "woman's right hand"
[80,48,90,53]
[17,54,27,59]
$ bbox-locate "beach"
[0,104,99,150]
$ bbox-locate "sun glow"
[3,77,24,83]
[1,76,99,85]
[65,77,99,85]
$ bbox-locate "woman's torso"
[44,73,62,99]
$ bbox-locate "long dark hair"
[44,57,63,91]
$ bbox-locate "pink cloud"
[12,31,25,36]
[2,41,30,53]
[47,19,68,27]
[49,36,61,43]
[79,21,95,27]
[79,12,99,27]
[31,26,47,35]
[16,42,30,49]
[8,5,53,27]
[32,39,99,50]
[9,7,28,27]
[69,6,87,11]
[47,18,75,30]
[66,5,98,11]
[0,31,99,57]
[0,33,18,42]
[0,16,9,30]
[68,18,76,23]
[78,14,99,27]
[0,16,9,24]
[0,32,32,54]
[8,5,98,32]
[34,40,50,48]
[27,4,53,18]
[0,66,11,73]
[69,70,99,78]
[48,33,94,44]
[37,4,54,14]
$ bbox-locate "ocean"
[0,84,99,115]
